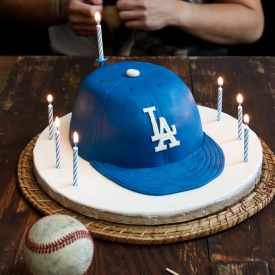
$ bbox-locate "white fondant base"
[33,106,262,225]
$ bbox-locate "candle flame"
[95,12,101,23]
[218,77,223,86]
[244,114,249,124]
[237,94,243,104]
[55,117,59,128]
[73,131,79,144]
[47,94,53,103]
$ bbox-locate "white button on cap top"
[126,69,140,77]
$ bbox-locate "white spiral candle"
[95,12,104,60]
[47,95,53,140]
[243,114,249,163]
[73,132,79,187]
[237,94,243,140]
[217,77,223,121]
[55,117,61,169]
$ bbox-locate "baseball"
[23,214,94,275]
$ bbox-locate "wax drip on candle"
[243,114,249,163]
[55,117,61,169]
[237,93,243,140]
[47,94,54,140]
[217,77,223,121]
[73,131,79,186]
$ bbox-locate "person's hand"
[67,0,103,36]
[116,0,177,30]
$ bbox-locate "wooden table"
[1,55,275,275]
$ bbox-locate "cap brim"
[90,133,225,196]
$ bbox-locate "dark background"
[0,0,274,56]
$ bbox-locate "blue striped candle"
[217,77,223,121]
[237,94,243,140]
[95,12,104,60]
[243,114,249,163]
[73,131,78,187]
[47,95,53,140]
[55,117,61,169]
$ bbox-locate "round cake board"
[18,136,275,245]
[31,107,264,226]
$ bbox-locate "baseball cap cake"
[69,61,225,195]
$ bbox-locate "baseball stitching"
[25,227,93,254]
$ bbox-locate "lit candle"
[217,77,223,121]
[243,114,249,163]
[95,12,104,61]
[73,131,79,187]
[237,94,243,140]
[55,117,61,169]
[47,94,53,140]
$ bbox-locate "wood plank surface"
[0,56,275,274]
[0,56,17,91]
[211,260,270,275]
[188,57,275,268]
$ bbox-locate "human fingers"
[116,0,151,29]
[71,24,98,36]
[89,0,103,5]
[67,0,102,35]
[70,16,99,35]
[116,0,146,22]
[116,0,140,11]
[68,0,102,19]
[116,0,172,30]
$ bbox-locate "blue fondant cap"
[69,61,224,195]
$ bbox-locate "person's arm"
[0,0,70,26]
[0,0,102,36]
[116,0,264,45]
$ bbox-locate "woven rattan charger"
[17,135,275,245]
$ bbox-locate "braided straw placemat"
[17,135,275,245]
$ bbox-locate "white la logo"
[143,106,180,152]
